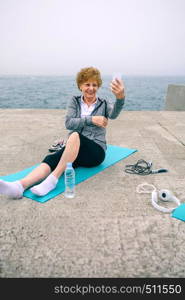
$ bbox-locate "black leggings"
[42,133,106,171]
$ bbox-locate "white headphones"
[137,183,181,213]
[151,189,180,213]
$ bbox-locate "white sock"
[30,174,58,196]
[0,180,24,199]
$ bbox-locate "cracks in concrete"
[158,122,185,147]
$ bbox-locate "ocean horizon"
[0,75,185,110]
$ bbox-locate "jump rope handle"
[151,168,168,174]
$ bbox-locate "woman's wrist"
[116,93,125,99]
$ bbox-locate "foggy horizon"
[1,73,185,77]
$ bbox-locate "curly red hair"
[76,67,102,90]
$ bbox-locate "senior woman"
[0,67,125,199]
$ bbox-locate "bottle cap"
[67,162,72,167]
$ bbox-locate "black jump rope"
[125,159,168,175]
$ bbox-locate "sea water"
[0,75,185,110]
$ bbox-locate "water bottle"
[64,162,75,198]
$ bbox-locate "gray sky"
[0,0,185,76]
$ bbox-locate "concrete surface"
[0,109,185,278]
[165,84,185,110]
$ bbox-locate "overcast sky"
[0,0,185,76]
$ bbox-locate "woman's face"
[80,80,99,102]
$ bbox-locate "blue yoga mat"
[171,204,185,222]
[0,145,137,203]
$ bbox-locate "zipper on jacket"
[90,98,105,116]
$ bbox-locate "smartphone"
[112,72,122,81]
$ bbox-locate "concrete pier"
[165,84,185,110]
[0,109,185,278]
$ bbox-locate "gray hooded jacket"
[65,96,125,151]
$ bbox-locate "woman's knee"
[67,132,80,143]
[71,131,79,138]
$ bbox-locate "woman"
[0,67,125,199]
